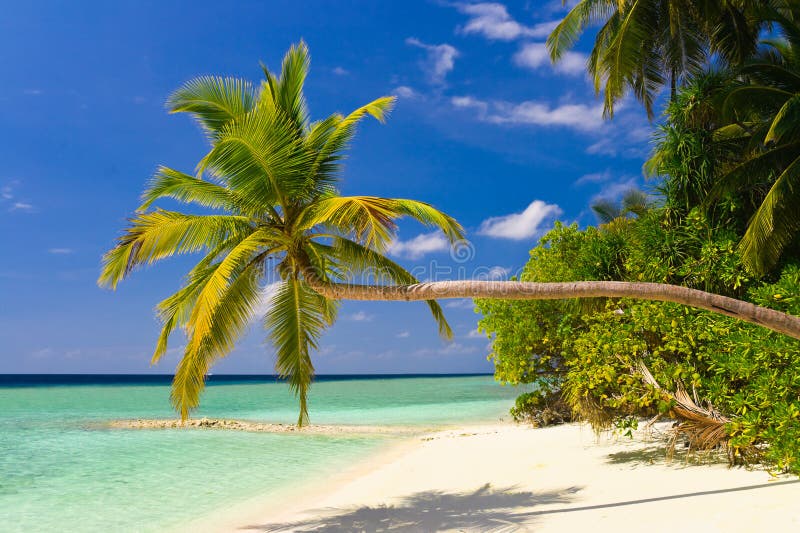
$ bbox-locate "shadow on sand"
[245,483,582,532]
[244,478,800,532]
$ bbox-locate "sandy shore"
[195,421,800,532]
[108,418,428,436]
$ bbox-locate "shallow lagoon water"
[0,375,523,531]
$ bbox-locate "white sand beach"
[198,421,800,533]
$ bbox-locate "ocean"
[0,374,524,531]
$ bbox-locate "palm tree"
[99,42,465,425]
[591,188,651,224]
[712,30,800,275]
[101,43,800,426]
[546,0,764,118]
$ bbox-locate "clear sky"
[0,1,653,374]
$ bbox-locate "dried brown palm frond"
[635,361,758,465]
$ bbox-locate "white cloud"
[396,331,411,338]
[452,95,605,131]
[474,265,511,280]
[347,311,374,322]
[576,170,613,185]
[478,200,562,240]
[389,232,449,259]
[456,3,558,41]
[1,186,12,200]
[489,100,604,130]
[445,298,475,309]
[332,66,349,76]
[392,85,418,99]
[31,347,54,358]
[586,121,652,158]
[406,37,459,84]
[543,0,581,14]
[23,89,43,96]
[513,42,586,75]
[10,202,34,212]
[48,248,74,255]
[451,95,488,114]
[467,328,485,339]
[415,342,478,356]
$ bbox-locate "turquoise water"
[0,375,523,532]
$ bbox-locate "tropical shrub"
[477,214,800,474]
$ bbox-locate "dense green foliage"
[551,2,800,273]
[481,1,800,473]
[477,216,800,472]
[546,0,769,118]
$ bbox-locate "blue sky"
[0,1,654,374]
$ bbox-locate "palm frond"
[307,97,395,191]
[329,236,453,339]
[722,85,794,122]
[98,211,254,289]
[739,154,800,275]
[708,142,800,202]
[198,104,312,210]
[187,229,277,354]
[275,41,311,133]
[591,199,622,224]
[171,261,263,419]
[547,0,616,61]
[390,199,465,244]
[765,93,800,145]
[708,2,761,67]
[621,189,651,217]
[300,196,401,250]
[152,263,217,365]
[265,277,335,426]
[600,0,662,118]
[167,76,255,136]
[139,166,243,213]
[301,196,462,252]
[739,61,800,93]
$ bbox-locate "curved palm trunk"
[304,276,800,341]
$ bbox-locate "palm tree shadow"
[605,446,670,466]
[245,484,581,532]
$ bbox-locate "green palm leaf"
[265,277,335,426]
[139,166,244,213]
[98,211,253,289]
[307,97,395,189]
[101,43,460,426]
[198,105,312,211]
[301,196,463,251]
[330,236,453,339]
[739,154,800,275]
[765,93,800,145]
[167,76,256,136]
[172,260,264,419]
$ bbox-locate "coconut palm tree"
[100,43,800,426]
[712,31,800,275]
[591,188,652,224]
[546,0,764,119]
[98,42,465,425]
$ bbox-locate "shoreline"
[182,424,439,532]
[107,418,435,436]
[196,421,800,532]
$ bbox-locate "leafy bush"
[477,214,800,474]
[509,391,573,427]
